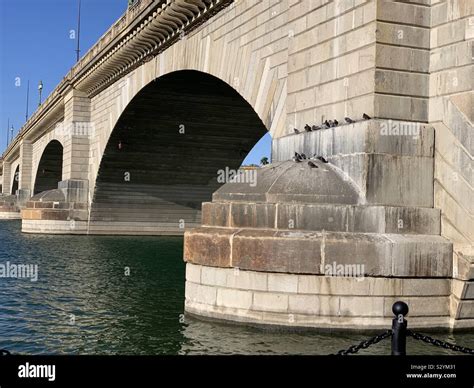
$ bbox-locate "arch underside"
[90,71,268,231]
[34,140,63,195]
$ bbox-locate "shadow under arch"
[90,70,269,231]
[11,165,19,195]
[33,140,64,195]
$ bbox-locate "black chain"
[335,330,392,355]
[407,330,474,355]
[0,349,11,356]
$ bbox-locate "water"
[0,221,473,355]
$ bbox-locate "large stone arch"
[88,69,269,233]
[88,28,287,200]
[33,140,64,195]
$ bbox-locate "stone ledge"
[184,228,452,277]
[0,210,21,220]
[187,263,451,296]
[272,120,434,160]
[185,300,452,331]
[202,202,441,235]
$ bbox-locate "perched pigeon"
[295,152,302,159]
[293,128,299,134]
[316,156,328,163]
[301,153,307,160]
[333,119,339,126]
[312,125,321,131]
[363,113,371,120]
[323,120,331,128]
[304,124,312,132]
[345,117,355,124]
[308,161,318,168]
[293,155,302,163]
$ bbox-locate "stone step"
[202,201,440,235]
[89,209,200,222]
[184,227,452,278]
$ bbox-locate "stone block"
[185,263,201,284]
[201,202,229,227]
[232,229,322,274]
[267,273,298,293]
[216,288,253,310]
[185,282,217,306]
[252,292,289,313]
[200,265,227,288]
[184,228,234,267]
[226,269,268,291]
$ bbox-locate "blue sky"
[0,0,271,165]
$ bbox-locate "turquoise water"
[0,220,473,355]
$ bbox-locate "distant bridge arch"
[33,140,64,195]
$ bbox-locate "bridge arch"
[11,165,19,195]
[33,140,64,195]
[89,69,269,232]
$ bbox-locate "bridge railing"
[2,0,160,158]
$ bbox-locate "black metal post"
[76,0,82,62]
[391,301,409,355]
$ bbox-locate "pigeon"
[312,125,321,131]
[293,128,299,134]
[301,153,307,160]
[295,152,302,159]
[345,117,355,124]
[308,161,318,168]
[316,156,328,163]
[333,119,339,126]
[293,155,302,163]
[323,120,331,128]
[363,113,371,120]
[304,124,312,132]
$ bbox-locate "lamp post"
[6,118,9,145]
[10,125,14,144]
[76,0,81,62]
[38,81,43,106]
[26,80,30,121]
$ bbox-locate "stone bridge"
[0,0,473,330]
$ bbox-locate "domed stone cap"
[213,160,362,205]
[30,189,65,202]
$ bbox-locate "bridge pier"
[183,119,465,330]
